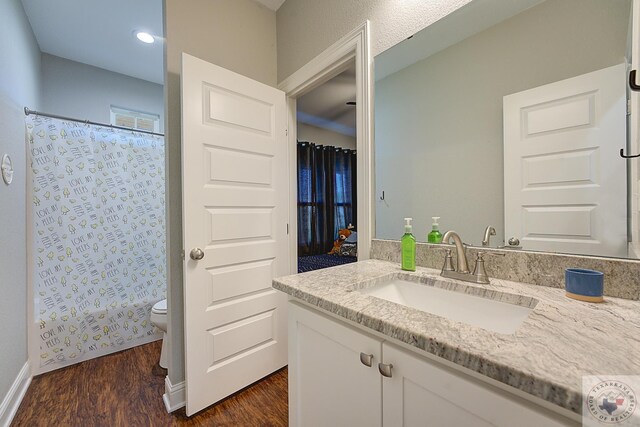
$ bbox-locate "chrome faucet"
[482,225,496,247]
[440,230,490,284]
[441,230,469,273]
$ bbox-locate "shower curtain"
[27,116,166,371]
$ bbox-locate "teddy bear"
[328,228,352,255]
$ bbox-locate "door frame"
[278,21,374,273]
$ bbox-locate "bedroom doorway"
[279,21,374,276]
[295,64,358,273]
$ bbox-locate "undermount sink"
[357,274,537,334]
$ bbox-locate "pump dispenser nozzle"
[404,217,413,233]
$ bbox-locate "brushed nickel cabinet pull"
[378,362,393,378]
[359,352,373,367]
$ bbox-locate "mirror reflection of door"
[504,64,626,258]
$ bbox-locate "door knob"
[190,248,205,260]
[508,237,520,246]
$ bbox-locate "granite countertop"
[272,259,640,415]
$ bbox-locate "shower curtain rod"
[24,107,165,137]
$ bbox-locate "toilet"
[150,299,168,369]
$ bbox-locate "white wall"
[164,0,277,385]
[276,0,473,82]
[375,0,630,245]
[41,54,164,132]
[297,123,356,150]
[0,0,40,407]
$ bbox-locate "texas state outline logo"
[583,376,639,426]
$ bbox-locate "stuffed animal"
[328,228,352,255]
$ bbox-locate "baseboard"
[0,362,32,427]
[162,376,185,413]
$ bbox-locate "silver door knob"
[508,237,520,246]
[190,248,204,260]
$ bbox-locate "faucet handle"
[441,249,455,272]
[472,252,490,284]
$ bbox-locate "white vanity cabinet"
[381,343,576,427]
[288,302,382,426]
[289,301,579,427]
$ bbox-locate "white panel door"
[382,343,575,427]
[182,53,289,416]
[504,63,627,257]
[288,303,382,427]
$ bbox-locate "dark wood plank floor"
[12,340,288,427]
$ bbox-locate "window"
[297,142,356,255]
[110,106,160,132]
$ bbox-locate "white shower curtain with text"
[27,116,166,371]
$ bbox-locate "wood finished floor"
[12,340,288,427]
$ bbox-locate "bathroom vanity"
[273,1,640,424]
[273,259,640,426]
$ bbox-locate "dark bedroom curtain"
[297,141,357,256]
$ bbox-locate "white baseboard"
[0,362,32,427]
[163,376,185,413]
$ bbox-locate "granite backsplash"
[370,239,640,300]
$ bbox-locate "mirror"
[374,0,637,259]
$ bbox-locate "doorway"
[296,64,359,273]
[279,21,374,275]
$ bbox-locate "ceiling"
[297,65,357,137]
[21,0,164,84]
[254,0,286,11]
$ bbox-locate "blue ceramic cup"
[565,268,604,303]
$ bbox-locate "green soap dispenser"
[401,217,416,271]
[428,216,442,243]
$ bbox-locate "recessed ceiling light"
[135,31,155,44]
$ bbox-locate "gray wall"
[276,0,474,82]
[41,54,164,132]
[297,123,356,150]
[0,0,41,405]
[164,0,277,385]
[375,0,630,245]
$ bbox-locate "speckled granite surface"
[273,259,640,414]
[371,239,640,300]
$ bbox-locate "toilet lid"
[152,299,167,314]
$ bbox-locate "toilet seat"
[152,299,167,315]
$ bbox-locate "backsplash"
[370,239,640,300]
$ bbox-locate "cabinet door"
[289,302,382,427]
[382,342,577,427]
